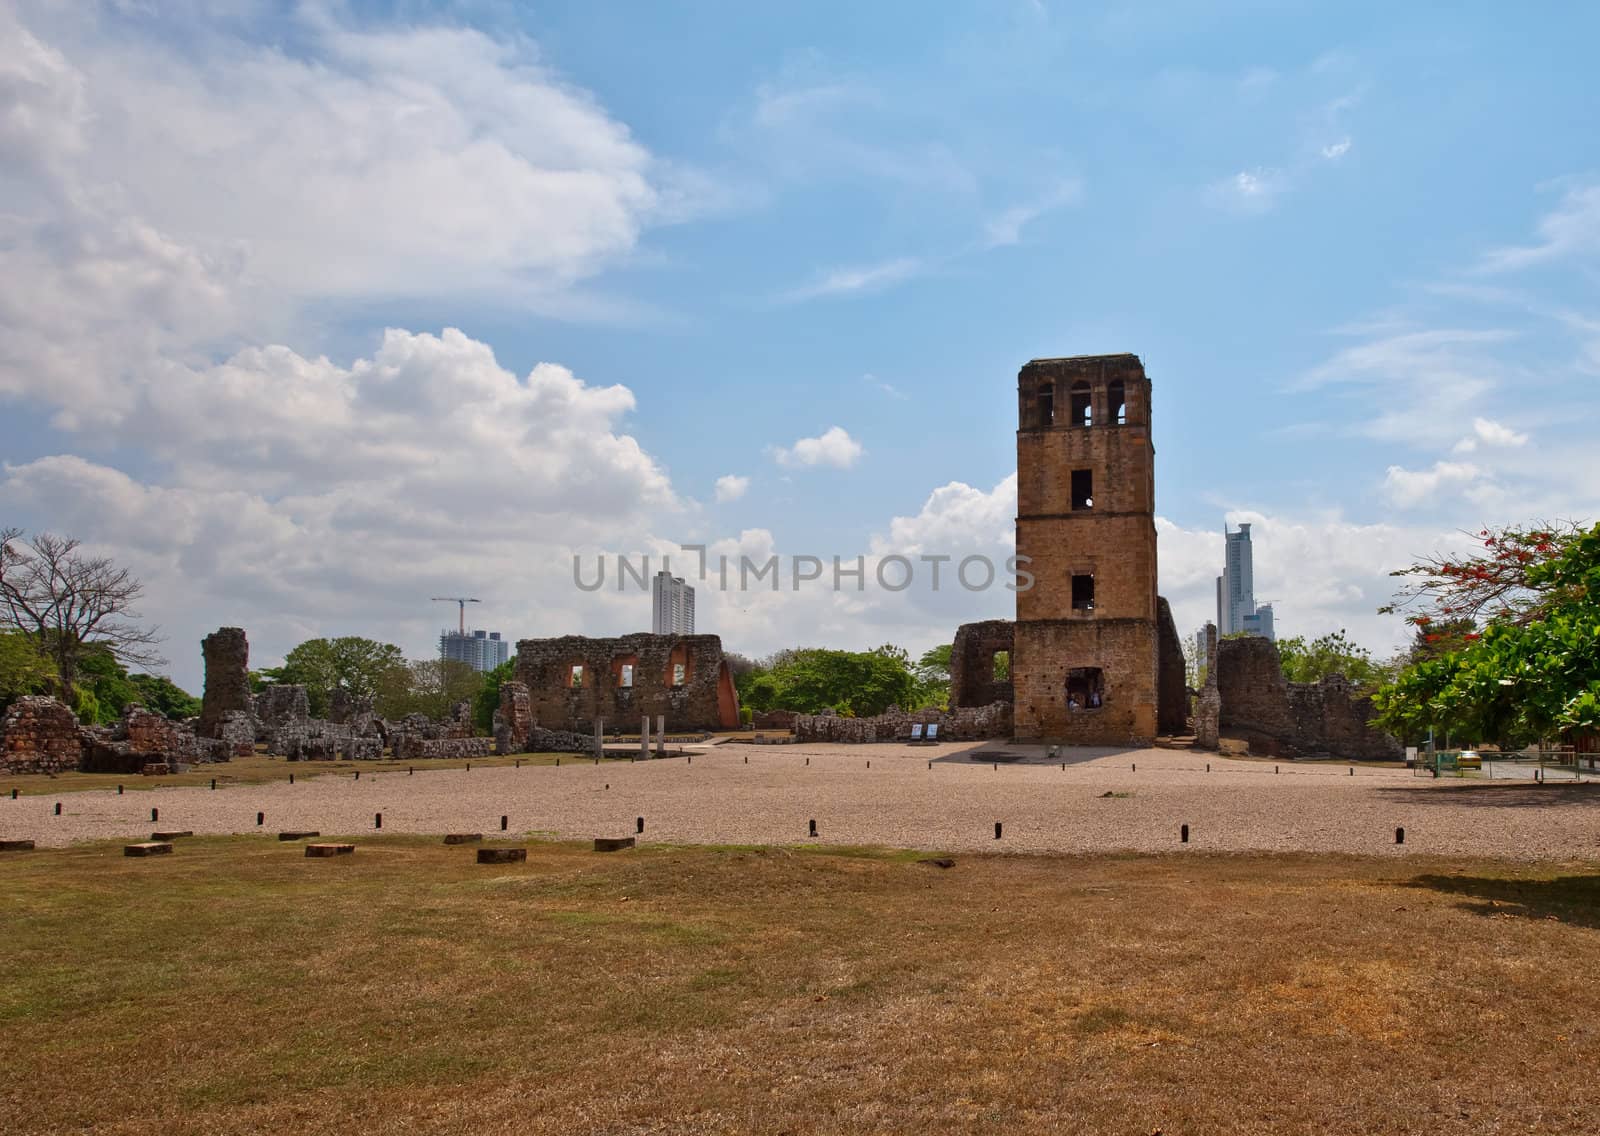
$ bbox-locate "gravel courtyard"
[4,742,1597,860]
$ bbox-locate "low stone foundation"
[794,702,1013,744]
[82,706,202,774]
[392,736,495,761]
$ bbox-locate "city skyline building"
[651,570,696,635]
[1215,523,1275,640]
[440,628,509,673]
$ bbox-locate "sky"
[2,0,1598,693]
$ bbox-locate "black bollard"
[151,806,158,822]
[409,766,413,775]
[375,813,382,829]
[501,815,508,831]
[1060,762,1065,771]
[117,784,124,795]
[809,819,817,838]
[636,816,644,834]
[928,761,932,770]
[54,802,61,816]
[605,784,609,790]
[211,778,217,790]
[516,759,521,769]
[866,760,870,769]
[1181,824,1189,844]
[805,757,809,766]
[744,755,748,764]
[993,763,997,771]
[466,763,471,772]
[1350,767,1354,776]
[289,773,294,785]
[557,758,562,767]
[354,770,360,781]
[1395,826,1405,845]
[1275,765,1279,775]
[688,756,692,765]
[994,821,1002,840]
[1206,763,1210,772]
[10,787,16,799]
[256,811,264,826]
[593,758,598,765]
[1132,763,1136,772]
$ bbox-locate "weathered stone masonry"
[1012,354,1161,745]
[1215,636,1401,760]
[197,627,252,738]
[514,634,740,735]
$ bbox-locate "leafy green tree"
[128,674,202,719]
[386,658,484,722]
[0,630,52,711]
[1275,630,1390,688]
[750,646,921,716]
[473,658,516,732]
[914,643,954,710]
[1374,521,1600,745]
[277,637,407,717]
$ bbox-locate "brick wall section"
[198,627,253,738]
[794,702,1012,743]
[1,696,84,774]
[494,681,534,754]
[1013,354,1159,744]
[1215,636,1401,760]
[1156,597,1189,735]
[950,620,1015,708]
[514,633,740,734]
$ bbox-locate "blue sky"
[2,0,1597,692]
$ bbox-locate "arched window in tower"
[1069,382,1092,427]
[1108,379,1126,425]
[1038,382,1055,427]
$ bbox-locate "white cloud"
[1381,461,1484,508]
[1478,183,1600,274]
[1209,167,1288,212]
[1452,417,1529,454]
[1321,138,1352,160]
[862,373,908,400]
[772,426,864,469]
[981,179,1084,248]
[782,257,926,302]
[714,474,750,503]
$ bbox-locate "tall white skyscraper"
[651,570,695,635]
[1215,523,1275,640]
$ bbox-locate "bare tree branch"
[0,529,165,704]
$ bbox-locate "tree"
[473,658,516,732]
[1380,521,1583,628]
[0,528,163,707]
[1373,520,1600,746]
[743,646,921,717]
[276,636,407,717]
[0,630,52,712]
[914,643,953,710]
[388,658,484,722]
[1275,630,1390,688]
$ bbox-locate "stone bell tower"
[1012,354,1159,743]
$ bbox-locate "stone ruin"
[82,705,203,774]
[493,680,593,755]
[514,633,740,735]
[793,702,1013,744]
[1214,635,1401,761]
[1194,623,1221,751]
[949,620,1014,710]
[1,696,86,775]
[197,627,252,738]
[388,702,492,761]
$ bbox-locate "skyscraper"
[651,570,695,635]
[1215,523,1275,639]
[440,628,509,672]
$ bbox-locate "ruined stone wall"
[1013,621,1157,744]
[391,735,495,760]
[950,620,1014,709]
[82,706,203,773]
[1156,597,1189,736]
[255,685,310,732]
[1215,636,1401,760]
[1,696,83,774]
[751,709,799,730]
[793,702,1012,744]
[1195,623,1220,750]
[514,633,739,734]
[494,681,533,754]
[198,628,253,738]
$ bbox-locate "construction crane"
[431,597,481,636]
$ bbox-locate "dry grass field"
[2,837,1597,1135]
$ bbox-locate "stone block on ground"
[476,847,527,864]
[125,842,173,857]
[151,830,193,840]
[278,831,319,840]
[305,842,355,857]
[593,836,636,852]
[443,833,483,844]
[0,839,36,851]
